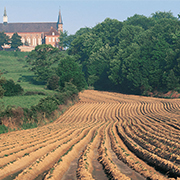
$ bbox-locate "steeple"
[4,7,7,16]
[57,9,63,34]
[3,7,8,25]
[57,9,63,25]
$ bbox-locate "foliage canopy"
[64,11,180,94]
[0,32,10,47]
[11,32,23,49]
[26,44,61,82]
[0,71,5,98]
[26,11,180,95]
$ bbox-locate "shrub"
[0,106,24,126]
[63,81,79,96]
[0,79,80,132]
[23,107,34,121]
[0,72,6,98]
[0,105,15,118]
[0,125,8,134]
[2,79,24,96]
[24,91,46,96]
[0,86,5,99]
[54,93,67,105]
[175,87,180,93]
[21,122,37,130]
[57,55,87,91]
[32,96,59,118]
[47,75,60,90]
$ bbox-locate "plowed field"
[0,90,180,180]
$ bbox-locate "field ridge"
[0,90,180,180]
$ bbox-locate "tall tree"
[65,12,180,94]
[59,30,74,49]
[151,11,177,20]
[11,33,22,49]
[0,32,10,48]
[167,70,179,90]
[125,14,155,30]
[87,44,112,86]
[26,44,61,82]
[57,55,87,91]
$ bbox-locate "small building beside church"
[0,7,63,51]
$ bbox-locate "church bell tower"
[57,9,63,34]
[3,7,8,25]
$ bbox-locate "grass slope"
[0,51,55,109]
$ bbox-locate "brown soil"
[106,127,145,180]
[61,158,78,180]
[0,90,179,180]
[92,145,109,180]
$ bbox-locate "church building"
[0,7,63,51]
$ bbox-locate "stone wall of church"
[6,32,43,46]
[45,35,59,48]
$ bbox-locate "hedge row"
[0,82,80,133]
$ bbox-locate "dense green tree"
[68,32,95,62]
[59,30,74,49]
[73,27,92,37]
[11,33,22,49]
[125,14,155,30]
[115,25,143,49]
[2,79,24,96]
[0,72,5,98]
[67,27,92,53]
[167,30,180,84]
[167,70,179,90]
[68,32,99,80]
[63,81,79,95]
[26,44,61,82]
[151,11,177,20]
[57,55,87,91]
[92,18,123,46]
[87,44,112,86]
[0,32,10,47]
[46,75,60,90]
[66,11,180,94]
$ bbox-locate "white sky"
[0,0,180,34]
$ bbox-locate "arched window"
[33,38,36,46]
[27,37,31,45]
[21,37,25,44]
[38,38,42,45]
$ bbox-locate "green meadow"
[0,51,55,109]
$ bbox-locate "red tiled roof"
[45,27,59,36]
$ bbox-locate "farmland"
[0,90,180,180]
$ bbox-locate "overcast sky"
[0,0,180,35]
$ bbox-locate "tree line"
[1,11,180,132]
[60,11,180,95]
[26,11,180,96]
[1,11,180,97]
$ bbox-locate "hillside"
[0,90,179,179]
[0,49,84,133]
[0,51,55,108]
